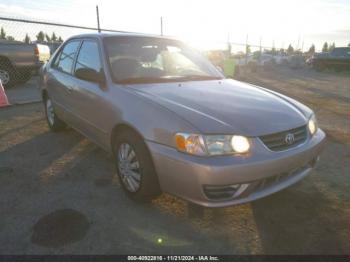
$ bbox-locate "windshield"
[104,36,223,84]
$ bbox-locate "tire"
[44,96,66,132]
[114,130,161,202]
[0,62,17,88]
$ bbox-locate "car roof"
[333,47,350,50]
[67,32,178,41]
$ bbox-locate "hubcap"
[46,99,55,126]
[117,143,141,192]
[0,69,10,85]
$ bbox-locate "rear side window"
[53,41,80,74]
[74,40,102,73]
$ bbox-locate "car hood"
[128,79,308,136]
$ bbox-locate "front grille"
[203,159,315,201]
[255,164,309,191]
[203,185,240,200]
[259,125,307,151]
[255,172,291,190]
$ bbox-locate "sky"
[0,0,349,52]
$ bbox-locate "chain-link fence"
[0,14,307,88]
[0,15,137,88]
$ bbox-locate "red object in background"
[0,80,10,107]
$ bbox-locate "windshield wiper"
[117,75,223,84]
[117,76,177,84]
[173,75,223,81]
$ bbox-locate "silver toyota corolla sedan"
[39,33,326,207]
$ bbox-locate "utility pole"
[245,34,248,65]
[297,34,300,50]
[96,5,101,33]
[227,32,231,56]
[160,16,163,36]
[259,37,262,63]
[301,39,304,53]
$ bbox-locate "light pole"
[96,5,101,33]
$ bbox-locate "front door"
[68,39,110,149]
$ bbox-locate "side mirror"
[75,68,105,84]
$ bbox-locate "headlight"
[175,133,207,156]
[231,135,251,153]
[308,114,318,135]
[175,133,250,156]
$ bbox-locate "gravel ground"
[0,67,349,254]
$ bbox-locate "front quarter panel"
[105,84,199,151]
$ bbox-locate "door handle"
[66,86,73,93]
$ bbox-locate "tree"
[348,43,350,47]
[329,42,335,52]
[6,36,15,41]
[271,47,277,55]
[308,44,315,55]
[58,36,63,42]
[287,44,294,55]
[322,42,328,52]
[24,34,31,44]
[45,34,51,42]
[51,32,57,42]
[246,44,251,55]
[0,27,6,39]
[36,31,45,42]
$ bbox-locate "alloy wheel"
[46,99,55,126]
[117,143,141,192]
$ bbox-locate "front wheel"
[44,96,66,132]
[114,130,161,202]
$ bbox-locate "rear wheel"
[114,130,161,202]
[44,96,66,132]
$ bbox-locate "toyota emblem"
[285,133,295,145]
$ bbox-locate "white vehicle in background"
[235,53,276,72]
[273,54,289,65]
[288,54,305,69]
[236,53,278,66]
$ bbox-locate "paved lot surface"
[5,77,41,105]
[0,68,350,254]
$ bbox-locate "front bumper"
[147,129,326,207]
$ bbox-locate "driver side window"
[52,41,80,74]
[74,40,102,74]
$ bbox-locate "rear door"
[47,40,81,123]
